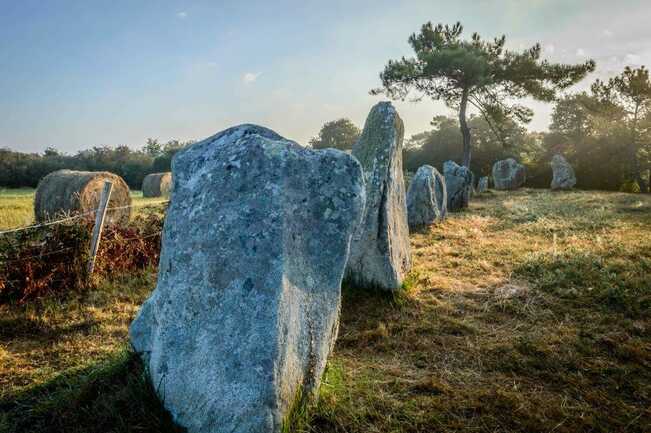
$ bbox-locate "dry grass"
[1,188,650,432]
[310,189,651,433]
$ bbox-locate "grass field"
[0,188,167,230]
[1,189,650,432]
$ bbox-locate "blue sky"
[1,0,650,153]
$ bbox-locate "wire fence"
[0,231,164,265]
[0,186,169,301]
[0,200,169,264]
[0,200,169,236]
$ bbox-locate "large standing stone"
[130,125,365,433]
[443,160,472,211]
[345,102,411,291]
[477,176,489,193]
[492,158,526,190]
[550,154,576,190]
[407,165,447,228]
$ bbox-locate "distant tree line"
[2,64,649,193]
[401,65,651,192]
[367,20,650,192]
[308,66,650,192]
[0,139,191,190]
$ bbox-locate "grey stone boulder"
[550,154,576,190]
[492,158,526,190]
[477,176,489,193]
[443,160,472,211]
[345,102,411,291]
[130,124,365,433]
[407,165,447,228]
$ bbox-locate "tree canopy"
[309,118,361,151]
[372,21,596,167]
[0,139,192,190]
[590,66,651,190]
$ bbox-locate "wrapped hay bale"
[34,170,131,225]
[141,172,172,198]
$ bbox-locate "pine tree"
[372,22,595,167]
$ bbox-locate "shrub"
[0,223,92,302]
[95,215,163,276]
[619,180,640,193]
[0,214,164,303]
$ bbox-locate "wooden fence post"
[87,181,113,277]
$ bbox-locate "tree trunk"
[630,105,645,192]
[459,89,472,168]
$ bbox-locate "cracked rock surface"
[444,160,472,211]
[130,124,365,433]
[345,102,411,291]
[407,164,447,228]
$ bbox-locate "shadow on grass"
[0,349,184,433]
[513,246,651,318]
[0,317,97,342]
[341,278,413,307]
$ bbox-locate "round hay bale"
[142,172,172,198]
[34,170,131,225]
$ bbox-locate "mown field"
[0,188,167,230]
[1,189,650,433]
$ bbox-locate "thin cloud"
[242,72,261,84]
[624,53,642,65]
[576,48,587,57]
[177,11,188,19]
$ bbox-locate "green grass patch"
[0,189,167,230]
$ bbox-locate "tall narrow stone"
[550,154,577,190]
[407,165,447,228]
[345,102,411,291]
[477,176,489,193]
[443,160,472,211]
[130,125,365,433]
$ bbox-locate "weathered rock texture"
[34,169,131,225]
[130,125,365,433]
[550,154,576,190]
[443,160,472,211]
[478,176,489,193]
[492,158,526,190]
[434,170,447,218]
[345,102,411,291]
[407,165,447,228]
[142,172,172,197]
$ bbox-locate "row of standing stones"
[128,102,576,433]
[486,154,577,192]
[130,103,414,433]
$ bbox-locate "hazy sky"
[1,0,650,153]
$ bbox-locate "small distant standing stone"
[477,176,489,193]
[492,158,526,190]
[443,160,472,211]
[550,154,576,190]
[407,165,447,228]
[345,101,411,291]
[130,124,366,433]
[469,170,477,197]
